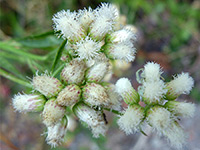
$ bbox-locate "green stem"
[51,39,67,73]
[0,68,32,88]
[103,108,123,115]
[0,41,48,61]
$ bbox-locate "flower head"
[46,116,68,148]
[57,84,81,106]
[165,101,195,118]
[61,58,87,84]
[82,83,110,107]
[75,36,101,60]
[32,73,63,98]
[143,62,163,82]
[52,10,85,42]
[143,80,167,104]
[166,72,194,100]
[117,104,144,135]
[104,42,136,62]
[12,93,46,112]
[162,122,186,149]
[42,99,65,127]
[146,106,172,131]
[73,102,108,138]
[115,78,139,104]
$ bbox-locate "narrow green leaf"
[0,68,32,88]
[0,57,25,79]
[51,39,67,73]
[0,41,47,61]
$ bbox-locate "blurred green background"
[0,0,200,150]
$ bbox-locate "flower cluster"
[116,62,195,149]
[11,3,195,149]
[53,3,136,62]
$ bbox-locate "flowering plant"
[1,3,195,149]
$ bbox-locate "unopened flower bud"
[82,83,110,107]
[165,101,195,118]
[32,74,63,98]
[73,102,108,138]
[117,104,144,135]
[86,59,110,82]
[61,59,87,85]
[57,84,81,106]
[103,42,136,62]
[46,116,68,148]
[42,99,65,127]
[146,106,172,131]
[12,93,46,113]
[165,72,194,100]
[143,80,167,104]
[115,78,139,105]
[103,83,122,111]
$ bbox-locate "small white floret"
[167,72,194,95]
[147,106,172,131]
[12,93,45,113]
[117,105,144,135]
[143,80,167,103]
[52,10,84,40]
[106,42,136,62]
[111,28,136,43]
[143,62,163,82]
[162,122,187,149]
[165,101,195,118]
[78,7,95,29]
[73,103,108,138]
[75,36,101,60]
[46,117,68,148]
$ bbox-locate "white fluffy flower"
[147,106,172,131]
[104,42,136,62]
[115,78,139,104]
[73,102,108,138]
[32,74,63,98]
[78,7,95,29]
[166,72,194,100]
[90,3,119,40]
[143,62,163,82]
[117,105,144,135]
[52,10,85,41]
[165,101,195,118]
[75,36,102,60]
[110,28,136,43]
[143,80,167,104]
[46,117,68,148]
[12,93,46,113]
[162,122,187,149]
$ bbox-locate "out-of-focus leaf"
[0,57,25,80]
[18,36,61,48]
